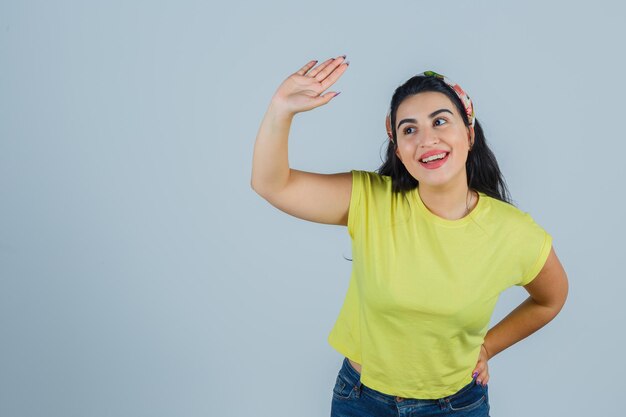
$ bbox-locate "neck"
[417,181,478,220]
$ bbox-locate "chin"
[412,171,463,189]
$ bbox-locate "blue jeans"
[331,357,490,417]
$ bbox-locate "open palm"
[271,55,349,115]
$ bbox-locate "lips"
[419,149,450,161]
[418,151,450,169]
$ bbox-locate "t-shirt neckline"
[413,186,486,227]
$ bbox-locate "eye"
[434,117,447,126]
[402,126,415,135]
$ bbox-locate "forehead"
[396,91,457,119]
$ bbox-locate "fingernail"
[472,372,478,378]
[344,60,350,66]
[342,54,347,59]
[477,379,481,384]
[334,92,341,97]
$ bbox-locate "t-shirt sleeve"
[347,170,364,240]
[516,213,553,286]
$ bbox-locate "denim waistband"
[339,357,479,405]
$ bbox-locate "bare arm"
[482,246,569,360]
[472,245,568,385]
[251,56,352,225]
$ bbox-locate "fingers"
[472,364,489,387]
[296,60,318,76]
[313,91,340,107]
[309,55,347,80]
[306,57,335,78]
[471,343,490,387]
[320,61,349,91]
[288,55,347,111]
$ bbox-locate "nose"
[416,125,439,147]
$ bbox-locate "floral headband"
[385,70,475,143]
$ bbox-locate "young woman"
[251,55,568,417]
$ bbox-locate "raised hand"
[270,55,349,116]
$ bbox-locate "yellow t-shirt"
[327,170,552,399]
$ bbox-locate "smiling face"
[394,91,474,190]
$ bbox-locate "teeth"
[421,152,447,163]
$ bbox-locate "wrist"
[267,100,296,122]
[481,343,491,360]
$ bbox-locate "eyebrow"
[396,108,454,130]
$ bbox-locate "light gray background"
[1,1,624,416]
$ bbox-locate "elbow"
[250,176,263,196]
[250,173,290,200]
[547,272,569,314]
[250,178,271,200]
[559,271,570,310]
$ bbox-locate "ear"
[468,125,475,148]
[395,146,402,162]
[385,113,393,142]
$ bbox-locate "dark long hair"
[378,75,513,205]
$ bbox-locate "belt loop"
[438,398,448,410]
[355,381,362,398]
